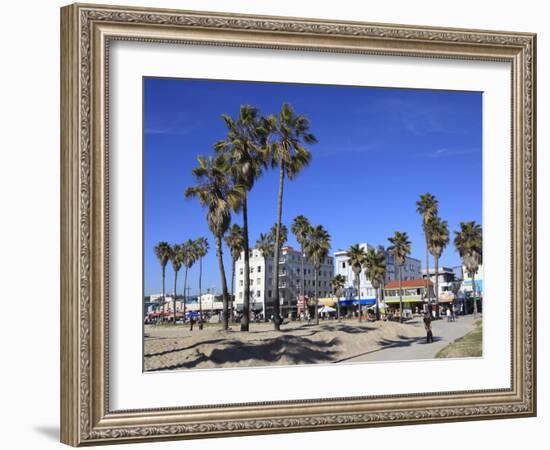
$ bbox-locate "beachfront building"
[422,266,457,300]
[233,246,334,318]
[334,243,422,295]
[460,264,484,313]
[383,279,435,317]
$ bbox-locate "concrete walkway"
[335,314,480,363]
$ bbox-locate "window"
[257,278,261,285]
[239,268,243,275]
[268,290,272,297]
[239,292,243,299]
[250,267,254,274]
[256,290,261,298]
[257,266,261,273]
[239,280,243,287]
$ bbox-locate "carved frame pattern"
[60,3,536,446]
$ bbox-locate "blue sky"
[143,77,482,296]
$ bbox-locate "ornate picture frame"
[60,3,536,446]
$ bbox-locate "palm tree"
[194,237,209,324]
[170,244,183,323]
[256,232,274,257]
[416,193,439,305]
[153,242,171,320]
[181,239,198,321]
[364,248,387,321]
[185,154,245,331]
[264,103,317,330]
[224,225,244,322]
[426,216,450,318]
[387,231,412,322]
[331,274,346,322]
[215,105,267,332]
[346,244,368,322]
[303,225,331,325]
[291,215,312,319]
[454,221,482,317]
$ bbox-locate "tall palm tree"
[454,221,483,317]
[215,105,267,332]
[181,239,198,321]
[264,103,317,330]
[303,225,331,325]
[331,274,346,322]
[224,225,244,322]
[364,248,387,321]
[153,241,171,319]
[194,237,209,323]
[291,215,312,319]
[426,216,450,318]
[170,244,183,323]
[346,244,368,322]
[387,231,412,322]
[185,154,245,331]
[416,193,439,305]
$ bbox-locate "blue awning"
[339,298,376,306]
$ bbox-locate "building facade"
[333,243,422,300]
[422,266,458,300]
[233,246,334,318]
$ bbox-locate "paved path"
[335,314,480,363]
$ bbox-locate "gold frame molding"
[60,3,536,446]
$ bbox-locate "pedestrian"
[446,307,452,322]
[423,311,433,343]
[189,316,195,331]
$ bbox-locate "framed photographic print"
[60,3,537,446]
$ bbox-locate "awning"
[339,298,376,306]
[318,297,337,307]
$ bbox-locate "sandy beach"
[143,316,479,372]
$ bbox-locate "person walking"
[446,307,452,322]
[423,311,434,343]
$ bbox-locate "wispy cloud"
[417,147,479,159]
[354,97,466,136]
[144,112,200,136]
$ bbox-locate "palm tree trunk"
[337,290,341,322]
[425,243,430,305]
[183,267,188,322]
[161,266,166,320]
[472,272,478,317]
[272,162,285,331]
[399,265,403,323]
[357,274,362,323]
[434,255,440,318]
[241,195,251,332]
[230,258,235,323]
[375,285,380,321]
[314,270,319,325]
[301,243,305,317]
[173,270,178,323]
[215,235,230,331]
[198,257,203,324]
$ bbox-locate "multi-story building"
[422,266,457,299]
[233,245,334,318]
[333,243,422,299]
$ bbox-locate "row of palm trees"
[153,238,209,322]
[185,103,316,331]
[334,192,483,324]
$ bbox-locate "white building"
[422,266,458,299]
[233,245,334,318]
[334,243,422,299]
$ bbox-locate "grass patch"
[436,320,482,358]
